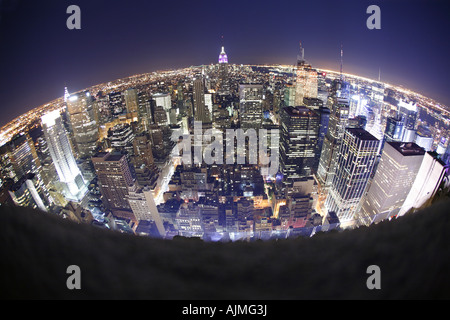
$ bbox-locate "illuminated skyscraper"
[0,133,42,183]
[317,92,350,187]
[41,110,88,202]
[66,91,99,159]
[314,106,330,165]
[239,84,264,129]
[137,90,152,131]
[399,151,447,216]
[384,116,404,142]
[193,77,209,123]
[415,125,433,151]
[153,93,171,124]
[280,106,320,184]
[283,84,296,107]
[325,128,380,223]
[123,88,139,114]
[398,100,417,131]
[357,142,425,226]
[398,100,417,142]
[8,173,48,212]
[218,46,230,94]
[127,185,165,237]
[92,152,135,216]
[133,133,154,168]
[218,46,228,64]
[294,43,318,106]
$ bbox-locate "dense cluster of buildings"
[0,45,449,240]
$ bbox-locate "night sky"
[0,0,449,128]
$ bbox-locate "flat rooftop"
[388,142,426,156]
[283,106,316,116]
[346,127,379,141]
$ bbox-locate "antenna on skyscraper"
[378,68,381,82]
[64,86,70,103]
[340,44,344,81]
[297,41,305,66]
[300,41,304,61]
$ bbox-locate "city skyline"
[1,0,450,128]
[1,0,450,301]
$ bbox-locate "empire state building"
[218,46,230,94]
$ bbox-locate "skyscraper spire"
[340,45,344,82]
[297,41,305,65]
[218,46,228,64]
[64,86,70,103]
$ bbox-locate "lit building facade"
[317,93,350,187]
[193,77,209,123]
[123,88,139,114]
[294,43,318,106]
[41,110,88,202]
[92,152,134,213]
[325,128,380,222]
[399,151,447,216]
[127,185,166,237]
[153,93,171,124]
[280,106,320,184]
[239,84,264,129]
[66,91,99,159]
[218,46,229,94]
[357,142,425,226]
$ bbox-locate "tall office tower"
[398,101,417,130]
[316,95,350,187]
[95,93,112,125]
[314,106,330,166]
[317,71,329,103]
[218,46,229,94]
[92,152,134,214]
[108,123,135,155]
[153,93,171,124]
[325,128,380,223]
[384,116,404,142]
[123,88,138,114]
[436,138,446,156]
[218,46,228,64]
[177,82,184,101]
[109,91,124,116]
[133,133,154,167]
[127,185,165,237]
[204,93,213,119]
[137,90,152,131]
[193,77,209,123]
[0,133,42,183]
[294,43,318,106]
[357,142,425,226]
[397,100,417,142]
[152,105,169,126]
[415,125,433,151]
[280,106,320,185]
[66,91,99,159]
[399,151,447,216]
[8,173,48,212]
[239,84,264,129]
[284,84,296,107]
[41,110,88,201]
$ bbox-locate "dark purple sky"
[0,0,449,127]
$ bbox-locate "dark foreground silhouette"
[0,199,449,299]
